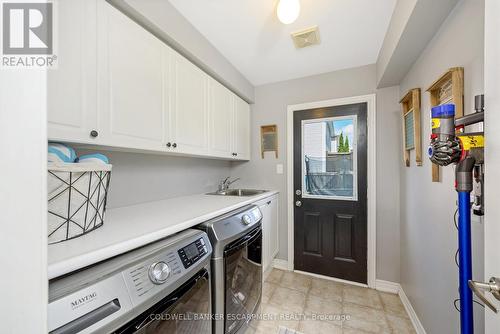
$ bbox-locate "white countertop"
[48,191,278,280]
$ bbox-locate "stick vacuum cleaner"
[427,95,484,334]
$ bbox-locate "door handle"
[295,201,302,207]
[468,277,500,313]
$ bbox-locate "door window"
[301,116,358,200]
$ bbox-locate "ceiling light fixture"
[277,0,300,25]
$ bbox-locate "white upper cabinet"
[47,1,251,161]
[169,52,209,155]
[47,0,98,144]
[98,1,166,151]
[209,79,234,158]
[234,96,251,160]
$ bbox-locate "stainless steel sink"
[207,189,267,197]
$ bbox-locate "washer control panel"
[121,232,211,306]
[48,230,212,333]
[178,237,208,269]
[201,205,262,244]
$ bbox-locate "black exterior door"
[293,103,367,284]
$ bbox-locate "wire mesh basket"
[47,162,112,244]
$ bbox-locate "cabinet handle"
[172,143,177,148]
[166,142,171,148]
[90,130,98,138]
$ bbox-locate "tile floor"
[249,269,416,334]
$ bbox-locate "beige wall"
[230,64,403,282]
[375,85,402,283]
[398,0,485,332]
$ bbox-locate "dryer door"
[114,269,211,334]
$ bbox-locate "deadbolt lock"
[295,189,302,196]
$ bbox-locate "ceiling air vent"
[291,26,320,49]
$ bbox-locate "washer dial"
[148,261,171,284]
[242,214,252,225]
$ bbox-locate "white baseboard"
[398,285,427,334]
[375,279,400,294]
[272,258,289,271]
[374,280,426,334]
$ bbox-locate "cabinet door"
[170,53,209,155]
[209,79,233,158]
[98,1,166,151]
[259,202,272,273]
[47,0,97,144]
[259,195,279,274]
[268,196,279,259]
[233,96,251,160]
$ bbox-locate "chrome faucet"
[218,177,240,192]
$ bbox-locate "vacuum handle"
[468,277,500,313]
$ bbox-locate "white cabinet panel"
[259,195,279,274]
[170,53,209,155]
[98,1,166,150]
[260,201,271,272]
[268,196,279,259]
[209,79,233,158]
[48,0,97,144]
[234,96,251,160]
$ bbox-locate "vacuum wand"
[456,157,475,334]
[427,95,484,334]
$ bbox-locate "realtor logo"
[3,3,52,54]
[2,2,56,68]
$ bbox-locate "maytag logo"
[71,292,97,309]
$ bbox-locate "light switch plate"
[276,164,283,174]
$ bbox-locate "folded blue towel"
[48,143,77,163]
[77,153,109,164]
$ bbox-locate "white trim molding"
[286,94,377,288]
[374,280,427,334]
[398,286,428,334]
[375,279,401,294]
[272,258,289,271]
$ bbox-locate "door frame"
[286,94,377,288]
[484,0,500,330]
